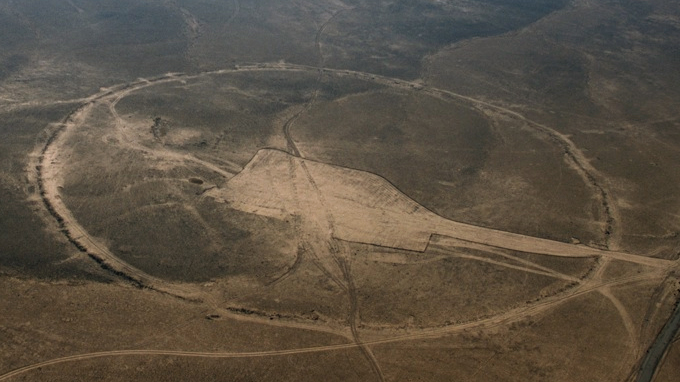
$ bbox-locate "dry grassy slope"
[0,276,365,382]
[424,0,680,257]
[0,1,678,381]
[294,88,604,246]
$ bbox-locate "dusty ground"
[1,1,679,381]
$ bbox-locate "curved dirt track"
[35,74,205,301]
[0,268,666,381]
[33,62,673,290]
[32,61,672,317]
[23,62,678,382]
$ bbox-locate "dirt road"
[24,62,676,382]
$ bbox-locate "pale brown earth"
[1,1,680,381]
[214,147,661,267]
[2,65,673,382]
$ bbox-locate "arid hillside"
[1,1,679,381]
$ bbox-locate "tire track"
[266,244,305,287]
[283,10,380,374]
[266,154,305,286]
[600,287,638,350]
[264,62,621,250]
[28,63,668,359]
[422,92,620,250]
[430,237,593,279]
[314,6,353,68]
[33,63,667,302]
[282,6,351,159]
[34,74,206,300]
[340,257,386,382]
[35,63,663,302]
[428,245,582,282]
[0,272,663,382]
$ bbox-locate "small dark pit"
[188,177,204,185]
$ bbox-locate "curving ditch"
[636,295,680,382]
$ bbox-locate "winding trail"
[278,7,385,380]
[341,258,386,382]
[0,270,665,381]
[34,74,207,300]
[428,245,581,282]
[278,62,621,250]
[266,23,623,375]
[282,6,352,159]
[24,62,677,382]
[31,61,672,303]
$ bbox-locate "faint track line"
[34,63,669,305]
[27,65,675,376]
[340,257,386,382]
[429,245,581,282]
[600,287,638,347]
[282,6,351,159]
[34,63,669,301]
[0,272,663,381]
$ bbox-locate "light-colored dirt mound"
[209,148,433,251]
[208,149,666,268]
